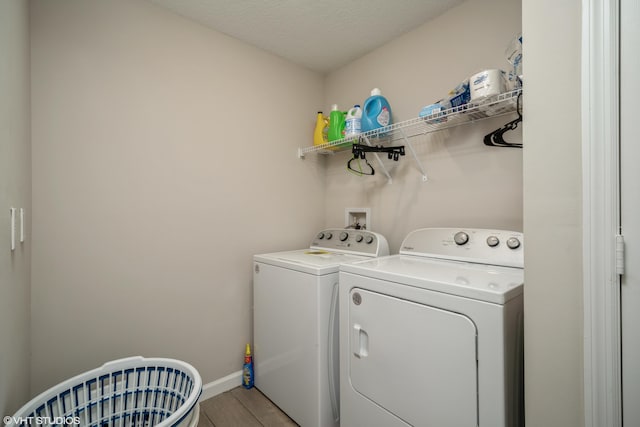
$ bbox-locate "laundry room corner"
[321,0,523,251]
[0,0,596,425]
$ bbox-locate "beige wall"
[0,0,31,415]
[523,0,584,425]
[30,0,325,394]
[322,0,523,251]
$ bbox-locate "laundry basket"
[6,356,202,427]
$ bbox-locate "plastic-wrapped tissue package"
[419,80,470,122]
[444,80,470,109]
[505,33,523,88]
[419,102,447,122]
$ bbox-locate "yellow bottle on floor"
[313,111,329,147]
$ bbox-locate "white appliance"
[253,228,389,427]
[339,228,524,427]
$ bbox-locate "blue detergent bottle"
[361,88,392,133]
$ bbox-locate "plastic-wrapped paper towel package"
[469,69,507,102]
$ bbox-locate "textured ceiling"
[149,0,465,74]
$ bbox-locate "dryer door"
[348,287,478,426]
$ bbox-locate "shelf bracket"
[361,135,393,184]
[399,129,428,182]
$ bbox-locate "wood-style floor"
[198,387,298,427]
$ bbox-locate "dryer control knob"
[365,236,374,244]
[317,232,325,239]
[339,232,349,241]
[325,232,333,240]
[507,237,521,249]
[454,231,469,245]
[487,236,500,247]
[355,234,364,243]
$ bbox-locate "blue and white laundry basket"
[6,356,202,427]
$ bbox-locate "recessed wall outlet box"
[345,208,371,230]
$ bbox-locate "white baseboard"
[199,370,242,401]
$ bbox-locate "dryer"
[253,228,389,427]
[339,228,524,427]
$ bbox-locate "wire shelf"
[298,88,522,158]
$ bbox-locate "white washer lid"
[254,249,370,276]
[340,254,524,304]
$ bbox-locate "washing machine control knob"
[339,232,349,241]
[454,231,469,245]
[365,236,374,244]
[355,234,364,243]
[507,237,521,249]
[317,232,325,239]
[486,236,500,247]
[325,232,333,240]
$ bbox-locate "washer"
[253,228,389,427]
[339,228,524,427]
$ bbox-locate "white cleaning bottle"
[344,104,362,139]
